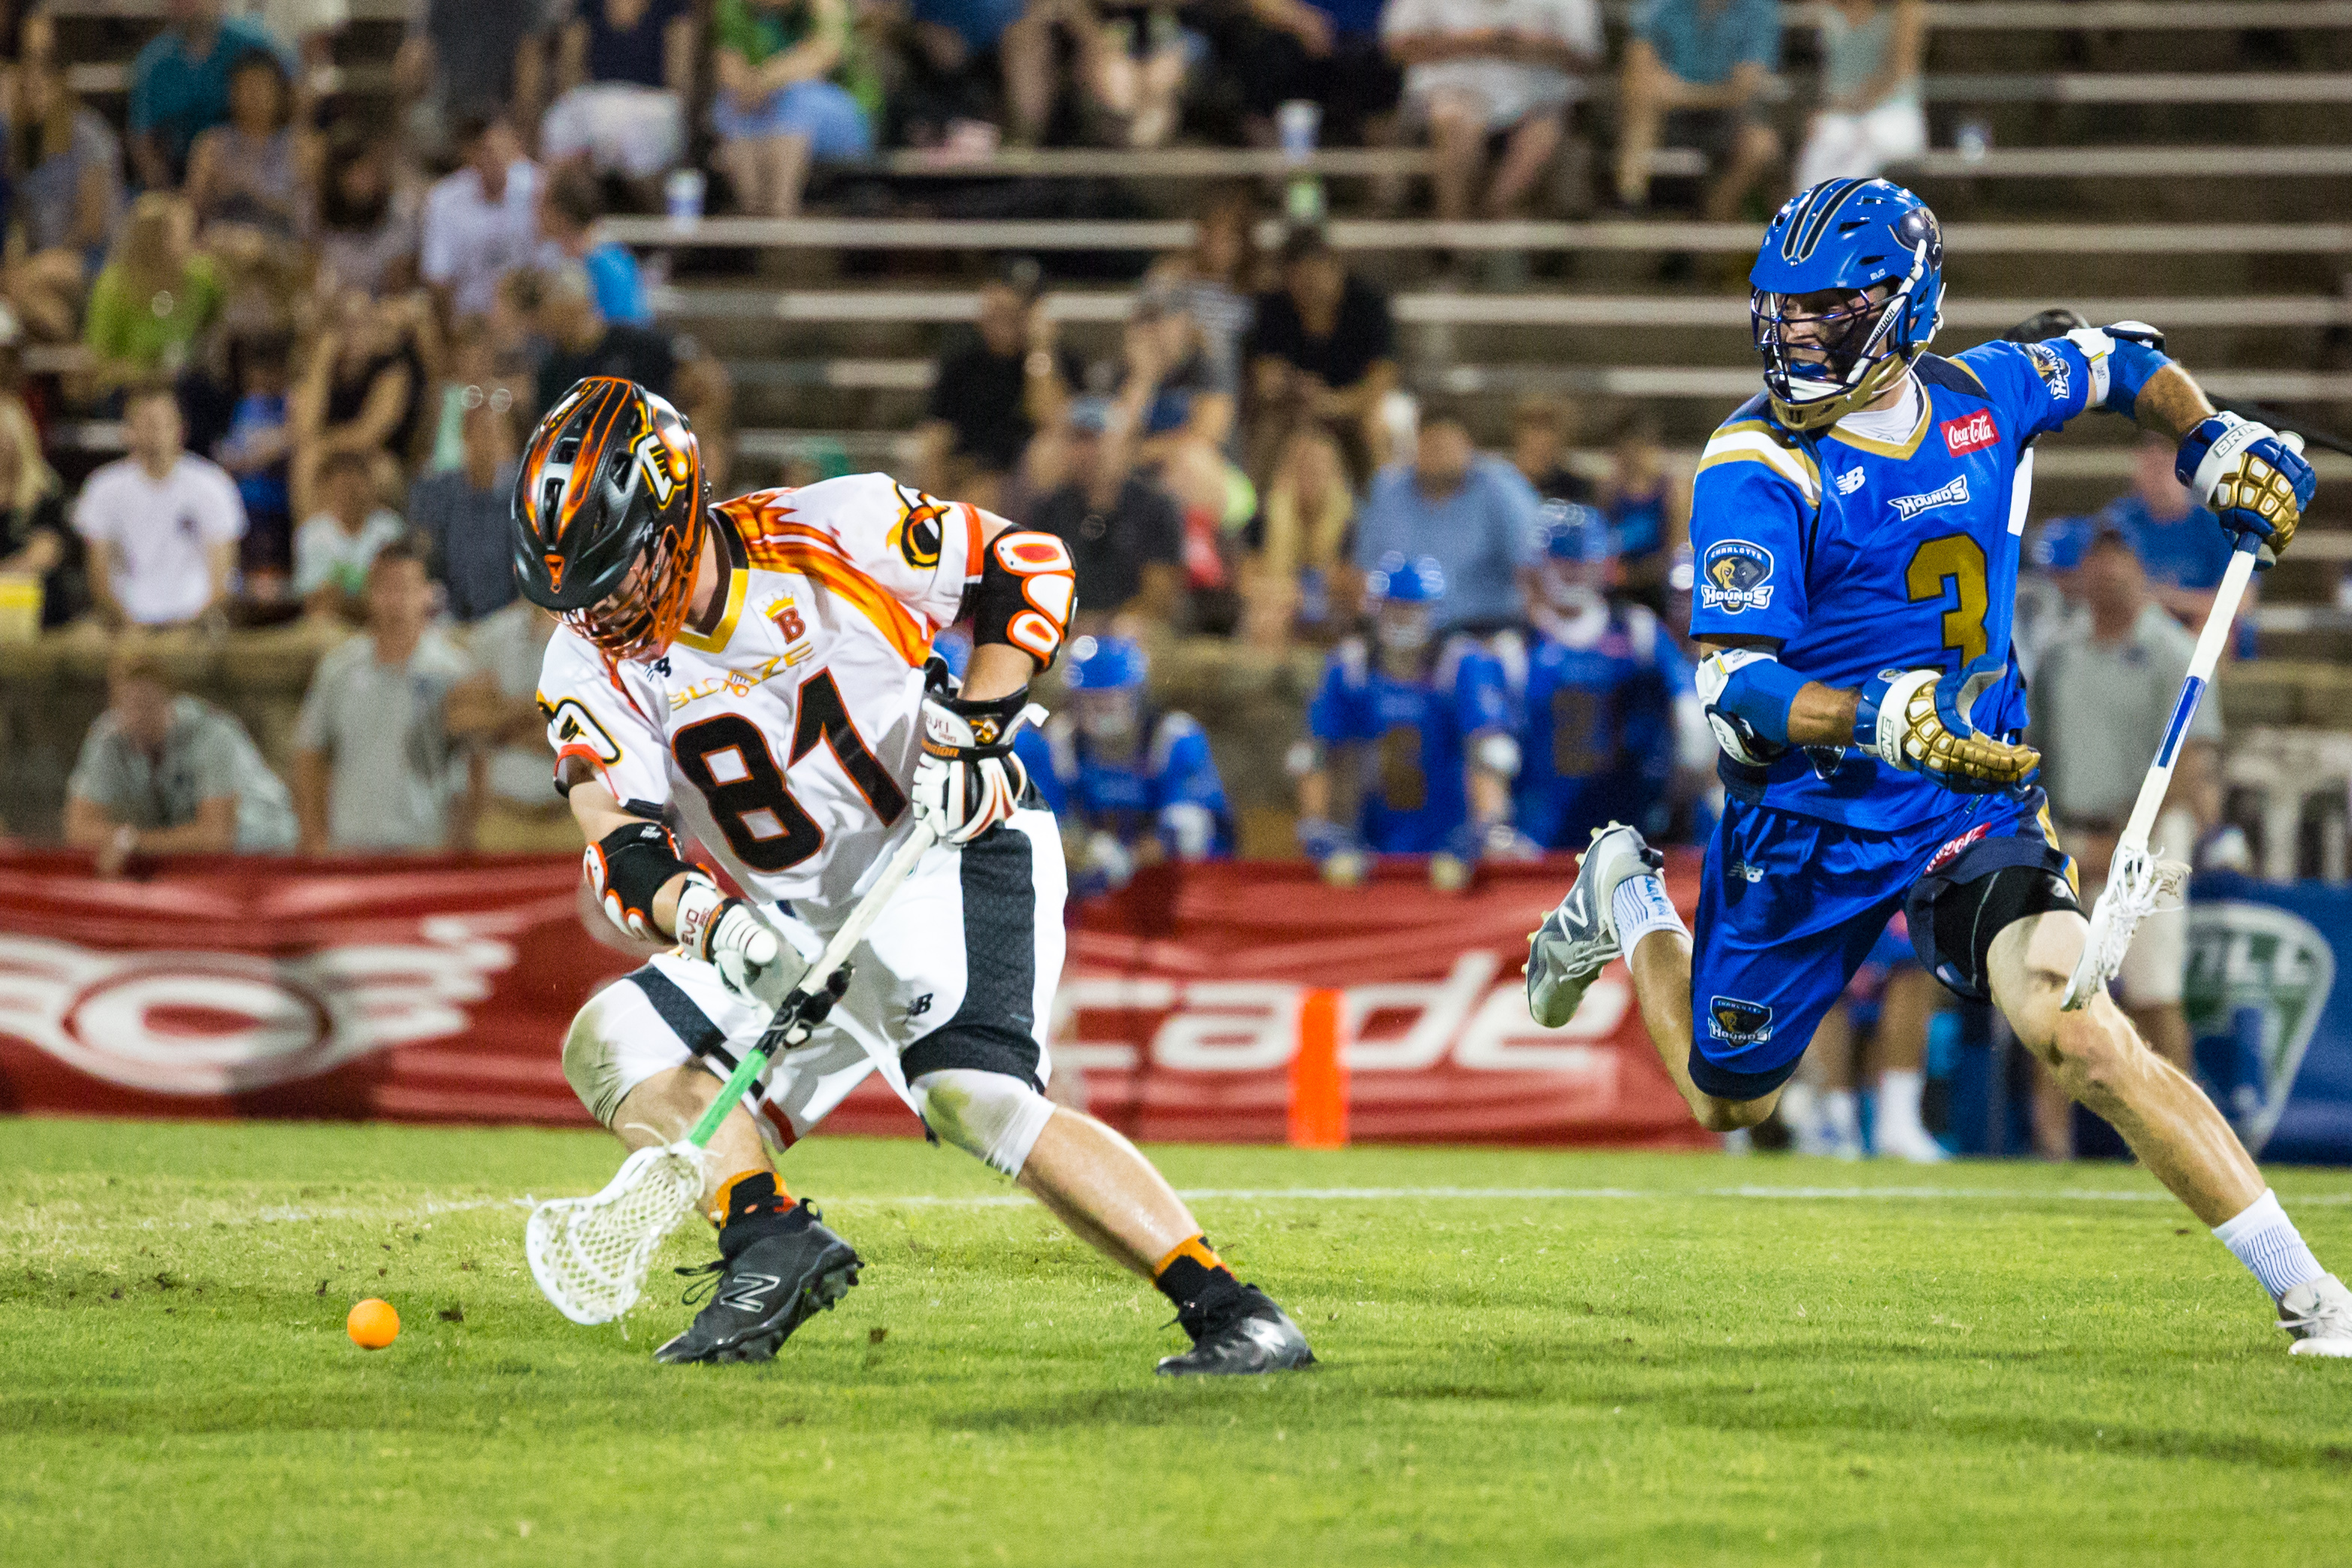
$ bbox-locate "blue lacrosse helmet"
[1537,501,1614,563]
[1750,178,1945,431]
[1064,633,1148,692]
[2029,515,2095,573]
[1366,551,1447,605]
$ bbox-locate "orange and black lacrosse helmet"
[512,376,705,663]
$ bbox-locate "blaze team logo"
[1698,540,1774,615]
[891,483,950,570]
[1707,995,1774,1045]
[1891,475,1970,521]
[1942,409,2000,456]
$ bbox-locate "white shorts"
[567,811,1066,1149]
[540,84,688,179]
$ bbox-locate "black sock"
[1155,1245,1249,1331]
[716,1171,811,1258]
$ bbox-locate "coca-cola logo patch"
[1942,409,1999,455]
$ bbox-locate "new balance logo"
[1835,467,1867,495]
[907,992,934,1018]
[1891,476,1970,521]
[719,1272,782,1313]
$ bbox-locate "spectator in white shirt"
[1383,0,1601,223]
[293,449,407,622]
[72,385,246,628]
[420,113,540,321]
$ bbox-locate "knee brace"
[561,993,633,1128]
[908,1068,1057,1179]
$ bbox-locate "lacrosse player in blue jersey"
[1525,177,2350,1355]
[1014,633,1233,898]
[1293,552,1525,889]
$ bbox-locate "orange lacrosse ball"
[347,1298,400,1349]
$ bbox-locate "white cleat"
[1873,1119,1950,1165]
[1525,823,1663,1029]
[2279,1273,2352,1358]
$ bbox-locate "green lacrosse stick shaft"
[682,820,943,1148]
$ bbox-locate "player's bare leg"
[1991,910,2352,1354]
[1019,1108,1199,1278]
[1625,927,1779,1131]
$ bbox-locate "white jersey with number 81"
[537,472,999,917]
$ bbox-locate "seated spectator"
[397,0,553,157]
[2025,527,2221,1156]
[72,384,247,629]
[531,263,676,418]
[2,53,125,343]
[292,289,425,512]
[1792,0,1924,190]
[421,114,542,322]
[1075,2,1198,150]
[83,194,222,397]
[1510,392,1594,504]
[1595,406,1685,609]
[213,330,298,591]
[1229,0,1402,150]
[1029,397,1185,631]
[410,391,521,623]
[711,0,880,219]
[544,0,697,184]
[449,597,574,850]
[1144,187,1262,386]
[292,536,482,854]
[2095,431,2239,636]
[1616,0,1781,219]
[1351,397,1540,634]
[1383,0,1601,225]
[0,394,86,628]
[1240,422,1354,648]
[1118,287,1248,600]
[294,449,406,622]
[1293,551,1519,886]
[65,645,298,877]
[1247,230,1398,479]
[2012,513,2091,682]
[1012,633,1233,899]
[316,125,422,298]
[128,0,286,190]
[915,258,1074,512]
[905,0,1052,147]
[186,51,316,241]
[239,1,349,90]
[538,165,649,326]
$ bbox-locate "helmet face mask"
[1364,551,1446,678]
[1749,179,1945,431]
[512,376,706,663]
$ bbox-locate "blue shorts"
[1688,788,2071,1101]
[713,80,874,161]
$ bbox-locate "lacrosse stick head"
[2061,843,2190,1011]
[526,1142,708,1325]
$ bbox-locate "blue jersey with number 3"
[1310,636,1512,853]
[1688,337,2110,832]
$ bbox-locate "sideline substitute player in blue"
[1524,178,2350,1355]
[1292,552,1525,889]
[1512,502,1708,849]
[1015,633,1233,897]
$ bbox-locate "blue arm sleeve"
[1686,441,1812,645]
[1013,729,1070,817]
[1453,648,1515,738]
[1308,652,1361,744]
[1151,720,1230,816]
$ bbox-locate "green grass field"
[5,1117,2351,1567]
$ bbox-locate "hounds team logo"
[891,483,951,570]
[1698,541,1774,615]
[2184,901,2335,1156]
[1891,475,1970,521]
[1707,996,1774,1045]
[0,919,521,1095]
[2024,342,2072,400]
[1942,409,2000,455]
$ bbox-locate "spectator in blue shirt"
[1616,0,1782,219]
[1352,399,1542,633]
[129,1,288,190]
[2097,431,2239,631]
[537,163,648,326]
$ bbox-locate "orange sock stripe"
[1152,1234,1224,1279]
[708,1168,789,1226]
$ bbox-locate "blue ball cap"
[2030,515,2096,572]
[1538,501,1614,563]
[1064,633,1148,691]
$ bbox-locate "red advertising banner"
[0,850,1707,1147]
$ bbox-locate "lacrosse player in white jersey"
[515,377,1314,1373]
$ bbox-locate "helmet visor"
[1752,284,1900,397]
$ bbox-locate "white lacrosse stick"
[2060,533,2262,1011]
[527,821,941,1324]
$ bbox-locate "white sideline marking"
[832,1185,2352,1207]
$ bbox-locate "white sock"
[1879,1069,1927,1137]
[1610,873,1686,954]
[2213,1188,2326,1300]
[1822,1088,1860,1150]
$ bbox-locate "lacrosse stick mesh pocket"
[527,1144,706,1325]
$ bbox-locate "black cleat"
[654,1202,861,1365]
[1155,1286,1317,1376]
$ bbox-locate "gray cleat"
[2279,1273,2352,1358]
[1525,821,1664,1029]
[1156,1287,1317,1376]
[655,1203,861,1365]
